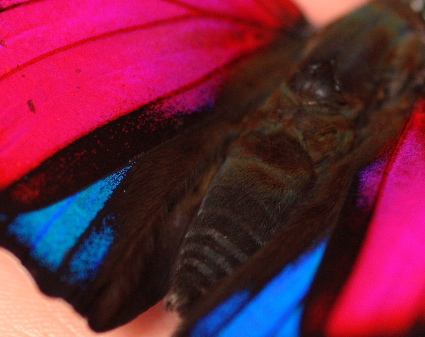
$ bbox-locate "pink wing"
[0,0,302,191]
[327,101,425,336]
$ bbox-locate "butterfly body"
[175,1,425,335]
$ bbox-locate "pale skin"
[0,1,368,336]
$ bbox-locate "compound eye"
[290,60,348,108]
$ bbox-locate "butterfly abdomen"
[166,121,316,311]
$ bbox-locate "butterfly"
[1,0,425,336]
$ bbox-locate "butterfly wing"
[322,102,425,337]
[0,0,307,332]
[1,0,303,208]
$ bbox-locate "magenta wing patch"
[1,0,301,191]
[327,101,425,336]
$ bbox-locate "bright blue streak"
[8,167,130,272]
[192,240,328,337]
[192,291,250,337]
[65,217,116,285]
[276,306,302,337]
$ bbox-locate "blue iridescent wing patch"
[191,241,328,337]
[0,166,130,288]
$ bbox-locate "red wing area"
[0,0,303,195]
[326,102,425,336]
[164,0,302,28]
